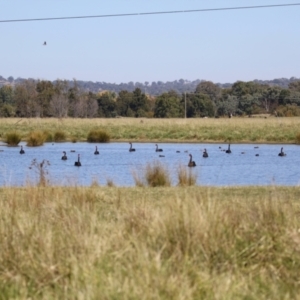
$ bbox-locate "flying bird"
[43,41,47,46]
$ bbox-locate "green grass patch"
[0,117,300,143]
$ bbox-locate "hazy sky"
[1,0,300,84]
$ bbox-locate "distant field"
[1,185,300,299]
[0,117,300,143]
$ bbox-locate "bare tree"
[86,96,98,117]
[50,94,69,118]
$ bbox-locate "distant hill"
[0,75,299,95]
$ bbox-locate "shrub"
[177,165,197,186]
[43,131,53,142]
[145,161,171,187]
[87,129,110,143]
[296,133,300,144]
[54,130,67,142]
[5,131,21,146]
[276,104,300,117]
[27,131,46,147]
[71,136,77,143]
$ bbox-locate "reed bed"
[1,117,300,143]
[0,185,300,299]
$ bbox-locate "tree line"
[1,79,300,118]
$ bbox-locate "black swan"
[74,154,81,166]
[20,146,25,154]
[203,149,208,158]
[155,144,163,152]
[278,147,286,157]
[94,146,99,155]
[188,154,196,167]
[129,142,136,152]
[225,144,231,154]
[61,151,67,160]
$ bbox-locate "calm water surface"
[0,142,299,186]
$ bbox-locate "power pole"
[185,92,187,119]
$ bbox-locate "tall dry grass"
[133,161,171,187]
[27,131,46,146]
[0,186,300,298]
[177,164,197,186]
[53,130,67,142]
[4,131,21,146]
[1,117,300,143]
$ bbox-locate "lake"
[0,142,299,187]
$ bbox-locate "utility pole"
[185,92,187,119]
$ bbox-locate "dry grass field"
[1,118,300,298]
[0,186,300,299]
[0,117,300,143]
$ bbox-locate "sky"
[1,0,300,84]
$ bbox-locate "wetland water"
[0,142,299,187]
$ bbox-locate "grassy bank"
[1,117,300,143]
[1,185,300,299]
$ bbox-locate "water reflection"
[0,142,299,187]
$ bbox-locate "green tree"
[195,81,221,100]
[288,80,300,92]
[36,80,54,117]
[0,104,15,117]
[0,85,14,104]
[217,94,239,116]
[237,95,260,115]
[116,90,133,117]
[97,92,117,117]
[261,87,281,112]
[154,91,182,118]
[231,81,268,98]
[182,93,215,118]
[131,88,150,117]
[14,80,38,117]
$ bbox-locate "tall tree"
[97,91,117,117]
[0,85,14,104]
[36,80,54,117]
[131,88,150,117]
[195,81,221,100]
[14,80,38,117]
[261,87,280,112]
[154,91,182,118]
[182,93,215,118]
[116,90,134,117]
